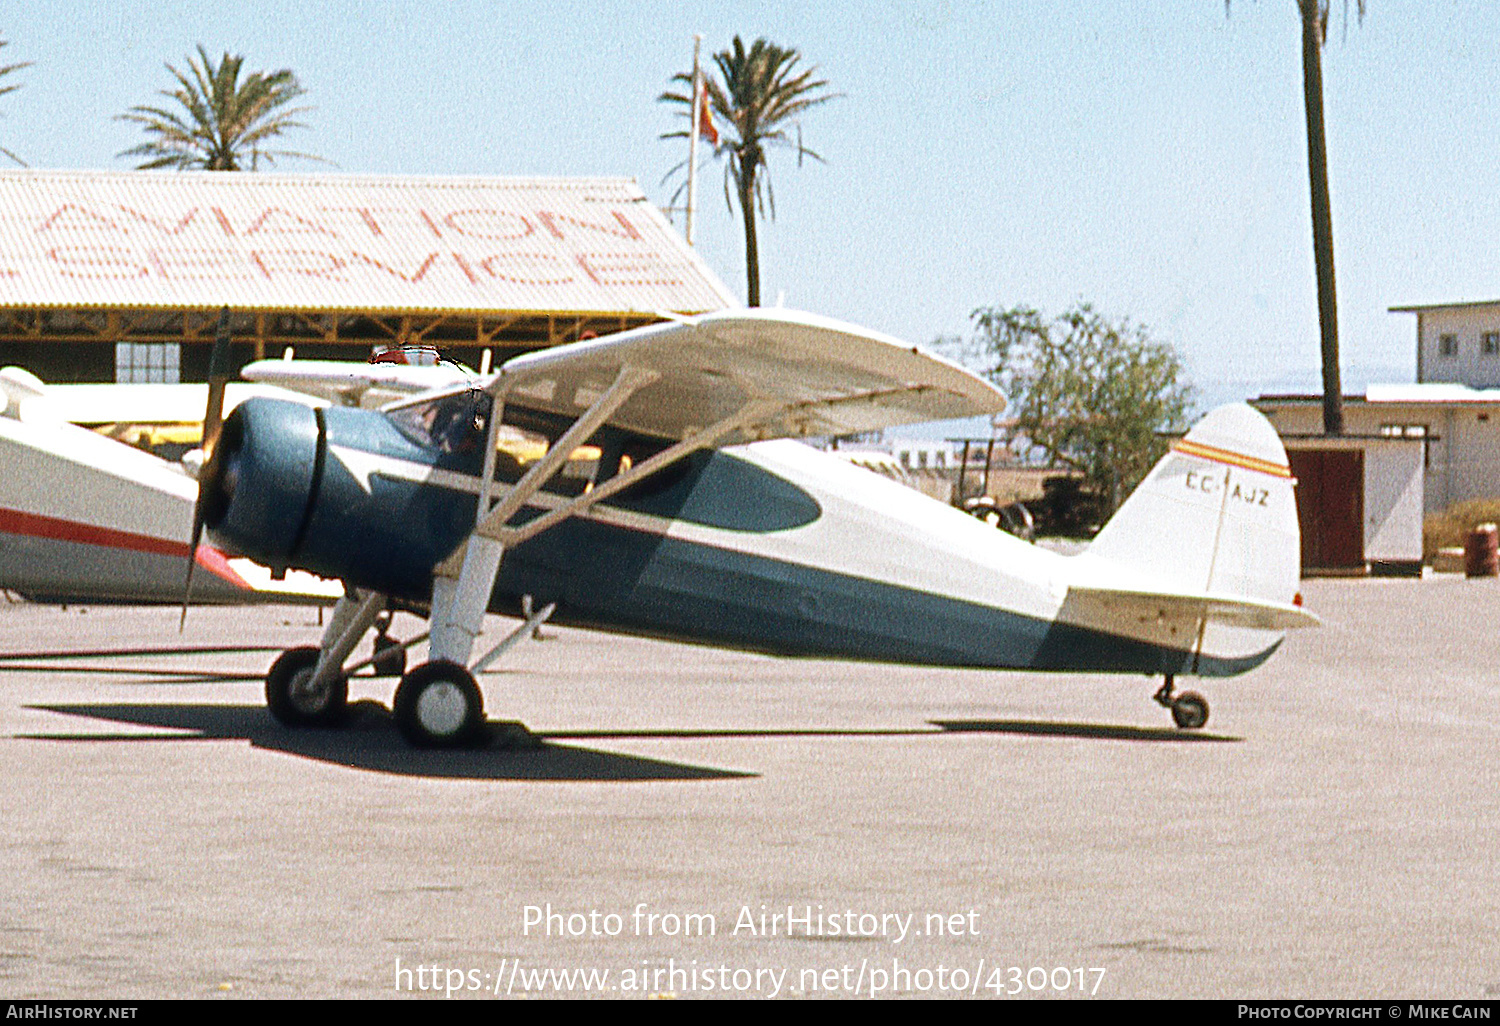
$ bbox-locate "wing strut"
[428,364,658,667]
[429,371,777,670]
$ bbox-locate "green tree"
[0,38,31,167]
[117,46,321,170]
[660,36,836,306]
[970,303,1195,515]
[1228,0,1364,435]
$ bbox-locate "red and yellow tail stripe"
[1171,438,1292,478]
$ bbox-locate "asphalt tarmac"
[0,575,1496,1000]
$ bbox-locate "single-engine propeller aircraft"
[190,307,1317,747]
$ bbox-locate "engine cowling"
[203,397,483,598]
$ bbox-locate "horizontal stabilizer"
[490,308,1007,443]
[1066,584,1321,632]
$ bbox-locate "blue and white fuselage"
[207,397,1302,679]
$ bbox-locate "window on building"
[1439,333,1459,357]
[115,342,180,383]
[1379,423,1428,438]
[1485,333,1500,355]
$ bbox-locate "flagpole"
[686,34,702,247]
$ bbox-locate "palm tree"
[117,46,321,171]
[1228,1,1364,435]
[661,37,836,306]
[0,38,32,167]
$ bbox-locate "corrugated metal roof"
[0,170,736,315]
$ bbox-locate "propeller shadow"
[21,702,755,781]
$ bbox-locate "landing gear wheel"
[393,660,485,748]
[1171,691,1210,730]
[372,633,407,678]
[266,645,348,727]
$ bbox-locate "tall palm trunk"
[737,156,762,307]
[1300,0,1344,435]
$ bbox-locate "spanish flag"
[697,83,718,145]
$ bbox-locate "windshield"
[386,388,493,455]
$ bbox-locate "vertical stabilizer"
[1083,403,1301,607]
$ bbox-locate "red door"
[1288,448,1364,570]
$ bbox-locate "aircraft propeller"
[180,306,234,629]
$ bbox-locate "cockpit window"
[387,388,493,455]
[385,390,598,492]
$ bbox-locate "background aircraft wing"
[241,360,473,408]
[489,308,1007,443]
[16,379,327,426]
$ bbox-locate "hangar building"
[0,170,735,383]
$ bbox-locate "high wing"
[445,307,1007,555]
[489,307,1006,443]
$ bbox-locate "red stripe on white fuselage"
[0,506,249,589]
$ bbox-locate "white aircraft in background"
[0,366,343,604]
[0,342,488,607]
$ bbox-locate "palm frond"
[116,45,322,171]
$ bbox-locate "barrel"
[1464,522,1499,577]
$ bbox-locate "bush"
[1423,497,1500,562]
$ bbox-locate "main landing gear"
[265,645,347,727]
[392,660,485,748]
[263,590,557,749]
[1152,675,1210,730]
[265,619,485,748]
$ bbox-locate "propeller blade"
[181,306,234,630]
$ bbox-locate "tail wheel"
[393,660,485,748]
[266,645,348,727]
[1171,691,1210,730]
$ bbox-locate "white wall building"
[1392,299,1500,387]
[1250,298,1500,572]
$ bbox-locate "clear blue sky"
[0,0,1495,410]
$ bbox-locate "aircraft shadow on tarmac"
[19,703,1238,784]
[21,702,759,782]
[7,648,1237,778]
[930,719,1240,743]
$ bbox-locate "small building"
[1391,298,1500,387]
[1250,298,1500,573]
[1247,396,1427,575]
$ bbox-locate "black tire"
[372,634,407,678]
[266,646,348,727]
[1171,691,1210,730]
[393,660,484,748]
